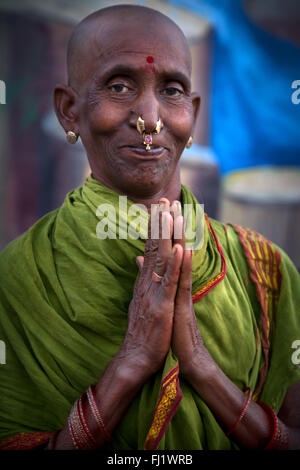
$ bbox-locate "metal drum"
[219,166,300,269]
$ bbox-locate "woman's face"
[69,22,200,199]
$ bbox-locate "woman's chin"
[115,164,169,195]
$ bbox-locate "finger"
[141,204,160,278]
[158,199,170,239]
[176,249,193,304]
[133,256,145,297]
[173,214,185,252]
[170,200,181,219]
[158,244,184,302]
[149,198,170,237]
[140,200,171,284]
[136,256,144,273]
[158,197,170,207]
[153,211,173,278]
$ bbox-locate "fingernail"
[159,198,169,207]
[171,200,181,214]
[158,202,166,213]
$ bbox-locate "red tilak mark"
[146,56,154,63]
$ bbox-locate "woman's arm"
[48,204,183,450]
[172,245,300,449]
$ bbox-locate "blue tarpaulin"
[168,0,300,173]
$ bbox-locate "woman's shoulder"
[0,209,59,275]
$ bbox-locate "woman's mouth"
[122,146,167,158]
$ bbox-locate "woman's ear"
[191,92,201,132]
[53,84,80,134]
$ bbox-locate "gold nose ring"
[136,117,145,135]
[136,117,162,135]
[136,117,162,151]
[154,118,162,135]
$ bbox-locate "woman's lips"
[122,146,167,158]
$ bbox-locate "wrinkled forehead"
[68,12,192,90]
[89,20,192,76]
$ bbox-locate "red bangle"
[226,387,252,436]
[86,386,111,442]
[68,398,96,449]
[77,395,98,447]
[68,411,80,449]
[67,387,111,449]
[257,402,290,450]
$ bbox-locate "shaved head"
[55,3,200,204]
[67,4,192,90]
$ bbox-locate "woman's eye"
[162,87,183,97]
[110,84,129,93]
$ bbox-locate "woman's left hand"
[170,205,211,384]
[172,255,205,381]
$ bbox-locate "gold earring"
[66,131,78,144]
[186,136,193,149]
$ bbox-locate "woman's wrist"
[114,343,163,384]
[46,352,149,450]
[46,425,75,450]
[180,344,218,393]
[180,349,288,449]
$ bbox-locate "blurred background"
[0,0,300,268]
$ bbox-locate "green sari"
[0,176,299,449]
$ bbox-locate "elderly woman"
[0,5,299,451]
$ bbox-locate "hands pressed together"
[51,197,212,450]
[51,198,297,450]
[118,198,207,384]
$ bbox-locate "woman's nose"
[129,94,161,133]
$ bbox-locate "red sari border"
[0,431,54,450]
[231,224,282,400]
[192,214,227,304]
[144,365,182,450]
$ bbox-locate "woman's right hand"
[116,200,184,381]
[51,201,185,449]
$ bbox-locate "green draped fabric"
[0,176,299,449]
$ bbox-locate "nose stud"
[143,134,153,151]
[136,117,162,151]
